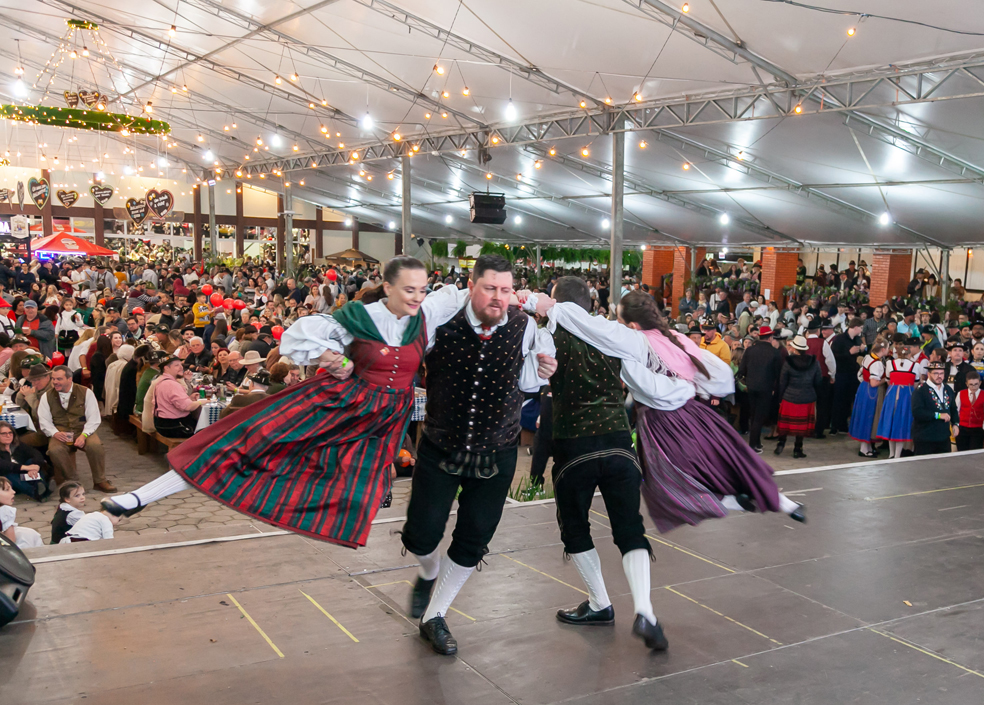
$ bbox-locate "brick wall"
[671,246,706,316]
[869,251,913,305]
[641,248,674,293]
[760,249,799,304]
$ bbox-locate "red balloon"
[233,300,247,310]
[210,293,224,306]
[132,307,145,315]
[223,298,234,309]
[271,325,284,341]
[50,351,65,366]
[326,270,337,281]
[201,284,213,296]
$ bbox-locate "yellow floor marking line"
[366,580,476,621]
[665,587,782,645]
[300,590,359,643]
[732,659,749,668]
[226,593,285,658]
[866,482,984,502]
[869,629,984,679]
[589,509,736,574]
[497,553,589,596]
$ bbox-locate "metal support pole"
[941,248,950,301]
[401,155,412,256]
[207,177,217,259]
[283,183,294,276]
[536,243,541,286]
[608,131,625,318]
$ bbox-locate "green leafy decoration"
[430,240,449,258]
[1,104,170,135]
[453,240,468,258]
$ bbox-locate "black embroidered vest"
[551,328,629,439]
[424,306,529,453]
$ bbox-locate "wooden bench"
[129,414,150,455]
[153,433,185,451]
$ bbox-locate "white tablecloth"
[1,409,36,432]
[194,402,228,433]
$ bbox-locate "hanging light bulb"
[82,46,89,57]
[736,150,745,160]
[534,160,542,169]
[639,140,648,149]
[256,136,263,145]
[274,75,282,85]
[579,100,587,108]
[169,24,176,37]
[504,99,518,120]
[308,102,315,109]
[682,2,690,12]
[462,86,470,96]
[392,132,401,141]
[13,66,24,76]
[719,213,730,225]
[682,162,690,170]
[604,97,612,104]
[794,104,803,114]
[292,144,299,151]
[581,146,590,157]
[633,92,643,102]
[434,64,445,75]
[182,84,188,91]
[361,112,374,130]
[847,27,856,37]
[290,72,298,81]
[197,134,204,142]
[486,172,493,180]
[516,173,522,181]
[321,99,328,106]
[411,144,420,152]
[442,90,450,99]
[387,172,394,180]
[144,101,153,113]
[424,112,432,119]
[319,125,328,134]
[549,147,557,156]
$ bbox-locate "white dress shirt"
[61,512,114,542]
[59,502,85,527]
[38,383,102,438]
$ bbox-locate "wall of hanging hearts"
[90,184,113,205]
[56,190,79,208]
[146,189,174,218]
[125,198,148,225]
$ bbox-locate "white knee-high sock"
[888,441,899,459]
[778,493,800,514]
[622,549,657,624]
[570,549,612,611]
[415,548,441,581]
[860,441,871,454]
[721,495,746,512]
[111,470,192,509]
[421,555,474,623]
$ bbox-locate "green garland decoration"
[0,104,170,135]
[66,19,98,30]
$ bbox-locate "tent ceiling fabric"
[1,0,983,247]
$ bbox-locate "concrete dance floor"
[3,451,983,704]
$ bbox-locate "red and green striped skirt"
[777,400,816,437]
[167,373,412,548]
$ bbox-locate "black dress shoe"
[100,496,145,518]
[632,614,669,650]
[419,616,457,655]
[789,503,806,524]
[735,493,757,512]
[858,450,878,458]
[793,448,807,459]
[410,577,435,619]
[556,600,615,625]
[814,433,826,440]
[774,442,785,456]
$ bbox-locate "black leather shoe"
[419,616,457,655]
[100,496,145,518]
[632,614,669,650]
[556,600,615,625]
[793,448,807,459]
[735,493,757,512]
[774,442,785,456]
[858,450,878,458]
[410,577,435,619]
[789,503,806,524]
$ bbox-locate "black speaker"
[0,533,36,628]
[469,192,507,224]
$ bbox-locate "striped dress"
[167,307,426,548]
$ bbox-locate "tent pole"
[402,156,412,256]
[609,130,625,319]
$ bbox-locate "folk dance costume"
[849,353,886,457]
[876,355,924,458]
[546,303,804,535]
[911,366,957,456]
[401,296,554,656]
[100,285,469,548]
[955,386,984,451]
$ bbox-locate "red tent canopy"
[29,233,117,257]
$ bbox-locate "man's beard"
[472,303,504,328]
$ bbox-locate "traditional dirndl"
[167,373,413,547]
[636,398,780,533]
[848,383,879,442]
[777,401,816,436]
[876,385,913,442]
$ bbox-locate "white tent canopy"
[1,0,983,248]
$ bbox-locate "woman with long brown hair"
[543,289,804,531]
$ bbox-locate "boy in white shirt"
[60,506,122,543]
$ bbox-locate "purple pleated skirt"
[636,398,781,533]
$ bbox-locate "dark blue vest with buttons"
[423,306,528,453]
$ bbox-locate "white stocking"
[721,495,746,512]
[421,555,474,623]
[860,442,871,454]
[622,549,657,623]
[111,470,192,510]
[415,548,441,581]
[778,494,800,514]
[570,549,612,611]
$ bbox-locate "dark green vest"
[551,328,629,439]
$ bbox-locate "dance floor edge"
[2,452,983,705]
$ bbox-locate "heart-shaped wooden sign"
[0,188,9,203]
[64,91,80,108]
[125,197,149,225]
[57,190,80,208]
[27,177,49,210]
[90,184,114,205]
[146,189,174,218]
[78,89,101,108]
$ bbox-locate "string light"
[290,72,298,81]
[256,136,263,145]
[633,92,643,102]
[424,112,432,119]
[462,86,470,96]
[794,104,803,114]
[411,144,420,152]
[274,75,282,85]
[639,140,648,149]
[309,102,315,109]
[81,47,89,57]
[292,144,298,151]
[70,50,77,59]
[434,64,445,75]
[581,146,590,157]
[486,172,493,179]
[144,101,153,113]
[534,160,542,169]
[320,125,328,133]
[682,2,690,12]
[604,97,612,104]
[579,100,587,108]
[197,134,204,142]
[441,111,448,119]
[169,25,176,37]
[442,90,450,99]
[549,147,557,156]
[682,162,690,170]
[392,132,401,141]
[387,172,394,180]
[847,27,856,37]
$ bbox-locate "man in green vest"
[37,366,116,493]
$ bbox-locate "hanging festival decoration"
[56,190,79,208]
[16,181,24,209]
[27,177,49,210]
[125,197,148,225]
[146,189,174,218]
[90,184,114,205]
[1,20,170,136]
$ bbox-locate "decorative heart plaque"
[125,198,149,225]
[0,188,9,203]
[78,89,101,108]
[90,184,114,205]
[146,189,174,218]
[27,177,49,210]
[57,190,80,208]
[64,91,80,108]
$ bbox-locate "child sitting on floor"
[0,476,44,548]
[51,481,86,545]
[60,504,122,543]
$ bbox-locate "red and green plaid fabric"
[168,373,413,548]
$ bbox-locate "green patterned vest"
[551,327,629,439]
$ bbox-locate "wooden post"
[351,216,360,251]
[41,169,53,237]
[235,182,244,257]
[315,206,324,259]
[193,184,203,262]
[93,200,105,247]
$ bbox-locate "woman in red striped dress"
[101,257,467,548]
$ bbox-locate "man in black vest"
[829,318,864,435]
[401,255,556,656]
[911,360,958,455]
[737,326,783,453]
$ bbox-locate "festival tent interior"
[0,0,981,291]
